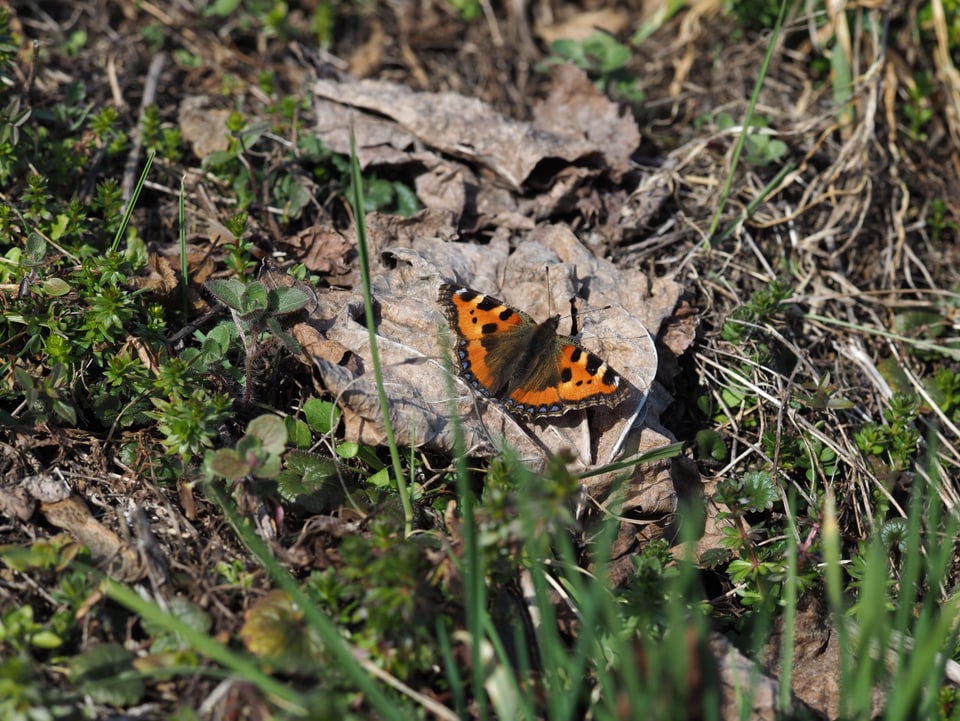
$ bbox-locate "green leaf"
[69,643,144,706]
[699,547,732,568]
[277,451,340,513]
[393,182,421,217]
[13,366,34,390]
[240,282,268,314]
[363,177,394,211]
[695,429,727,461]
[203,0,242,18]
[336,441,358,459]
[25,234,46,262]
[285,417,312,449]
[205,278,245,310]
[304,398,340,435]
[207,449,250,479]
[236,120,272,150]
[31,630,64,649]
[247,414,287,454]
[741,470,778,511]
[141,596,212,639]
[41,277,71,297]
[200,322,235,357]
[550,39,587,67]
[366,467,391,488]
[254,453,282,479]
[269,287,310,315]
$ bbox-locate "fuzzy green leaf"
[247,414,286,454]
[205,278,245,310]
[268,286,310,315]
[207,449,250,480]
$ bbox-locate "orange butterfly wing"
[439,283,629,420]
[440,284,530,396]
[507,342,627,415]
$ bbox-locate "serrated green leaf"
[699,547,732,568]
[741,470,778,511]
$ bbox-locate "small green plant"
[720,276,794,343]
[149,392,233,461]
[903,72,935,142]
[714,112,788,167]
[140,105,183,162]
[11,362,76,425]
[854,392,921,475]
[537,30,645,104]
[206,414,287,481]
[705,470,817,611]
[204,277,310,403]
[724,0,783,31]
[763,427,839,483]
[928,198,958,242]
[445,0,482,20]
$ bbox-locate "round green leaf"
[247,414,287,454]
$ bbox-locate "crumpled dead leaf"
[178,96,231,160]
[271,215,689,525]
[311,64,643,243]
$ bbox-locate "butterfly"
[438,283,630,421]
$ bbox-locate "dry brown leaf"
[536,8,630,45]
[178,96,231,159]
[278,218,687,481]
[278,224,356,278]
[347,19,385,78]
[757,594,884,720]
[312,64,639,191]
[533,63,640,180]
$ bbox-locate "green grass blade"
[707,0,789,243]
[206,482,411,720]
[347,125,413,537]
[97,570,306,713]
[111,151,154,253]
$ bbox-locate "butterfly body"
[438,283,629,420]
